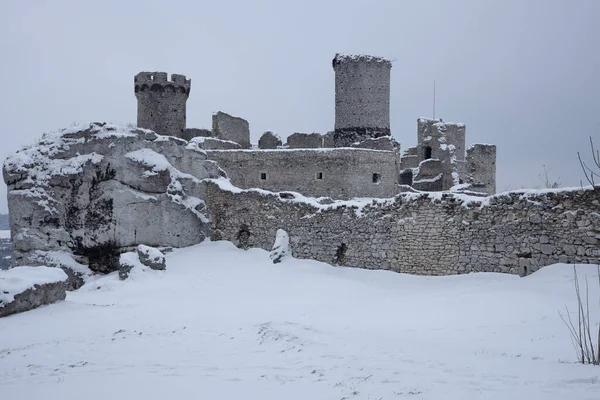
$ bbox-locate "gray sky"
[1,0,599,213]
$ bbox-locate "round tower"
[134,72,191,138]
[332,54,392,147]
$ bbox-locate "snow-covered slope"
[1,241,599,399]
[0,230,10,239]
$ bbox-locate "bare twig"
[578,137,600,187]
[559,265,600,365]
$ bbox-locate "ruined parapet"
[400,155,419,169]
[181,128,212,141]
[191,137,242,150]
[417,118,466,162]
[351,136,400,152]
[258,131,282,149]
[287,132,323,149]
[322,132,335,148]
[134,72,190,138]
[212,111,251,149]
[466,144,497,195]
[332,54,392,147]
[412,159,444,191]
[416,118,466,190]
[403,146,419,157]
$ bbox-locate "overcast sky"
[1,0,599,213]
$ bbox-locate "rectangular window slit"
[316,172,323,180]
[260,172,267,180]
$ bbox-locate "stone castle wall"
[135,72,190,138]
[332,54,391,137]
[206,183,599,275]
[212,111,251,149]
[467,144,497,195]
[205,149,400,200]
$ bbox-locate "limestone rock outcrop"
[3,122,224,275]
[0,266,68,317]
[137,245,166,270]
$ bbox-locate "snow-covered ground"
[1,241,599,399]
[0,230,10,239]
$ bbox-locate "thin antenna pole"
[433,80,436,120]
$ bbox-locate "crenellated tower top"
[134,71,191,138]
[134,72,191,96]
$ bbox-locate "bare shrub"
[539,164,561,189]
[559,265,600,365]
[578,137,600,187]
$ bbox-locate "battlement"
[134,72,191,95]
[417,118,465,129]
[332,53,392,68]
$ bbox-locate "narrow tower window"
[316,172,323,180]
[260,172,267,180]
[424,146,432,160]
[372,173,381,184]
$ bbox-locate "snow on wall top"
[207,176,598,218]
[332,53,392,67]
[418,117,465,128]
[0,266,67,307]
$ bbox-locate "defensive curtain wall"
[205,182,599,276]
[205,148,400,199]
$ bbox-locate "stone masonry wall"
[466,144,497,195]
[135,72,190,138]
[205,149,400,200]
[287,133,323,149]
[206,183,599,275]
[333,54,391,136]
[212,111,251,149]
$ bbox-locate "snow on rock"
[118,248,166,281]
[270,229,291,264]
[137,245,166,270]
[189,136,242,150]
[28,250,93,290]
[118,251,143,280]
[2,122,224,274]
[0,266,68,317]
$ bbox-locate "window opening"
[424,146,432,160]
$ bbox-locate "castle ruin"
[2,54,597,281]
[134,72,191,138]
[134,54,497,198]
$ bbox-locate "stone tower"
[332,54,392,147]
[134,72,191,138]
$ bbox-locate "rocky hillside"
[2,122,224,276]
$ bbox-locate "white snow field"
[1,241,599,399]
[0,230,10,239]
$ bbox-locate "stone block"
[0,266,68,317]
[137,245,166,270]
